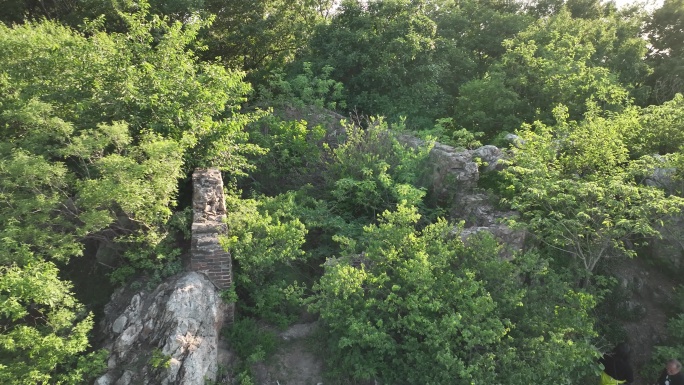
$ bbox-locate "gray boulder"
[96,272,227,385]
[399,134,525,256]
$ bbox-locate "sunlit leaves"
[0,149,78,264]
[0,261,100,385]
[503,106,684,272]
[0,7,258,381]
[310,204,598,384]
[324,118,431,221]
[310,204,507,383]
[221,192,309,325]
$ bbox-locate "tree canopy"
[503,105,684,272]
[1,0,684,383]
[0,6,258,382]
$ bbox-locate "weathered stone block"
[190,168,234,324]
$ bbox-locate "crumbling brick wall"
[190,168,234,323]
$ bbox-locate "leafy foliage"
[418,117,484,150]
[256,62,346,110]
[309,204,598,384]
[645,313,684,380]
[0,4,258,379]
[244,116,326,195]
[323,118,432,221]
[2,0,684,382]
[503,9,631,120]
[306,0,446,128]
[221,192,309,326]
[503,105,684,272]
[200,0,334,74]
[645,0,684,104]
[0,261,106,384]
[626,94,684,157]
[309,205,507,383]
[454,72,522,141]
[0,4,260,268]
[225,317,279,364]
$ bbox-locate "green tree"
[309,205,508,383]
[200,0,334,74]
[645,0,684,104]
[527,0,608,19]
[243,116,326,195]
[1,7,257,167]
[306,0,446,128]
[453,72,522,141]
[501,9,631,118]
[430,0,531,78]
[459,235,599,385]
[309,204,598,384]
[0,8,257,269]
[255,62,346,111]
[427,0,531,138]
[221,192,309,326]
[456,6,647,137]
[0,0,113,27]
[0,5,258,378]
[503,105,684,272]
[323,118,431,222]
[0,261,106,384]
[626,93,684,157]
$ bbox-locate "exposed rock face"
[426,143,508,221]
[472,145,506,172]
[95,272,226,385]
[400,135,525,252]
[96,168,237,385]
[427,142,481,205]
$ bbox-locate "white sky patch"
[605,0,664,10]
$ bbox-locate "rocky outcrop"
[95,272,227,385]
[426,143,508,222]
[427,142,481,204]
[95,168,237,385]
[400,135,525,253]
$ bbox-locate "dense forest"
[1,0,684,383]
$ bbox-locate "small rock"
[112,315,127,334]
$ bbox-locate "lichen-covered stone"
[95,272,226,385]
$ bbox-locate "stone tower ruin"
[190,168,234,323]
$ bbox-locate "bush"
[244,115,326,195]
[221,192,309,326]
[323,118,432,221]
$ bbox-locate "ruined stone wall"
[190,168,234,323]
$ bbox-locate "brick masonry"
[190,168,234,323]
